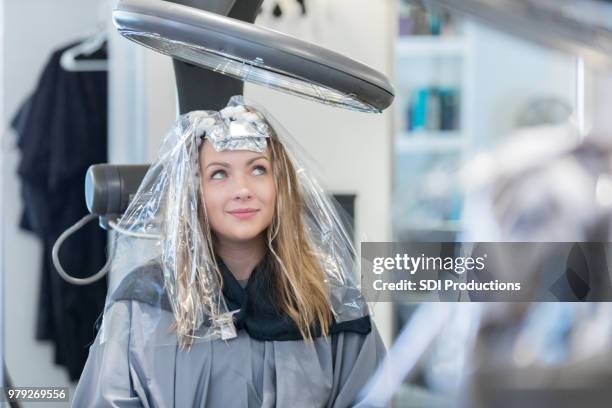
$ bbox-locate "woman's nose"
[234,186,253,200]
[233,176,253,200]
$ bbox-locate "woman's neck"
[215,234,266,281]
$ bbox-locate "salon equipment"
[85,164,150,219]
[54,0,395,284]
[113,0,394,113]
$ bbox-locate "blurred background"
[2,0,612,406]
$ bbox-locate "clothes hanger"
[60,29,108,72]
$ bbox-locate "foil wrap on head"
[193,101,270,153]
[101,96,369,346]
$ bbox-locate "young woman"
[73,97,385,407]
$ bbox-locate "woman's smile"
[227,208,260,219]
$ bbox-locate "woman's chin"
[220,228,265,244]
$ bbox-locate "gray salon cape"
[73,267,385,407]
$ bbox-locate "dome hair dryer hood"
[113,0,395,113]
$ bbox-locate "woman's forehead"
[200,140,270,164]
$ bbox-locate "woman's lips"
[227,209,260,219]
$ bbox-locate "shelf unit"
[393,29,473,236]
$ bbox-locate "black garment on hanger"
[11,41,108,381]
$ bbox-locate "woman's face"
[199,141,276,244]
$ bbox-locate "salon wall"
[1,0,106,400]
[109,0,396,344]
[466,21,577,152]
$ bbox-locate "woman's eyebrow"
[205,161,230,169]
[205,156,269,169]
[247,156,269,165]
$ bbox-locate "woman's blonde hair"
[172,116,332,348]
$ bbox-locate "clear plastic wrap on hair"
[104,109,233,344]
[252,100,370,321]
[99,95,369,346]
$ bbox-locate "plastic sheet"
[99,96,369,346]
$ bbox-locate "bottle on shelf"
[405,86,460,134]
[398,2,457,37]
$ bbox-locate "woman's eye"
[210,169,226,180]
[252,165,267,176]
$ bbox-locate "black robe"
[11,41,108,381]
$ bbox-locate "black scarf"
[219,255,371,341]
